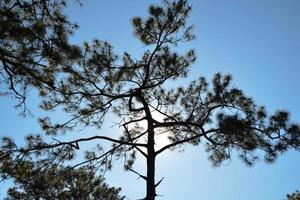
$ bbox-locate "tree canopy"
[0,0,299,200]
[2,160,125,200]
[286,191,300,200]
[0,0,80,110]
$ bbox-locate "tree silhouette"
[2,160,125,200]
[287,190,300,200]
[1,0,300,200]
[0,0,80,111]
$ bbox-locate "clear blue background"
[1,0,300,199]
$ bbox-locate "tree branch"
[156,128,219,155]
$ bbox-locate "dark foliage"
[2,160,125,200]
[0,0,80,110]
[287,190,300,200]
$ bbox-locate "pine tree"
[3,160,125,200]
[0,0,80,110]
[1,1,300,199]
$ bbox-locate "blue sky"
[1,0,300,199]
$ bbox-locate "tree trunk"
[138,93,156,200]
[146,142,156,200]
[146,122,156,200]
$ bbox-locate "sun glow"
[152,111,172,149]
[135,110,171,150]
